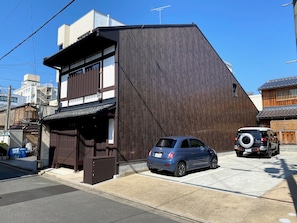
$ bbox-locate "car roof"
[238,127,272,131]
[160,136,197,140]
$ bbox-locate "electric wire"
[0,0,24,25]
[0,0,75,62]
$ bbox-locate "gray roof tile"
[258,76,297,90]
[257,105,297,119]
[43,102,115,122]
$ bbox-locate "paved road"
[143,151,297,197]
[0,163,192,223]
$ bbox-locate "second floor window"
[276,88,297,101]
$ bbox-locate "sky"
[0,0,296,95]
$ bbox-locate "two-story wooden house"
[0,104,39,148]
[42,24,258,176]
[257,76,297,144]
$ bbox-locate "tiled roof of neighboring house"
[256,105,297,119]
[258,76,297,91]
[42,102,115,122]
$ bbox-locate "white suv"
[234,127,280,157]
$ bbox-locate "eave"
[43,29,117,68]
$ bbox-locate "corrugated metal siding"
[116,26,258,161]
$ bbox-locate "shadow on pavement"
[280,158,297,213]
[0,162,36,181]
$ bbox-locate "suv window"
[238,130,261,140]
[261,131,268,138]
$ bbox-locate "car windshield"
[156,138,177,148]
[238,130,262,140]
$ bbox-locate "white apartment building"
[13,74,57,105]
[0,93,26,110]
[58,9,125,50]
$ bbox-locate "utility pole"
[4,85,11,132]
[283,1,297,47]
[293,0,297,47]
[151,5,171,24]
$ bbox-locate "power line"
[0,0,75,62]
[0,0,24,25]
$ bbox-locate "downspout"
[115,45,120,175]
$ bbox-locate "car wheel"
[210,156,218,169]
[174,162,186,177]
[236,151,243,157]
[238,133,254,149]
[149,168,157,173]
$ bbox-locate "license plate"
[245,149,252,153]
[154,153,162,158]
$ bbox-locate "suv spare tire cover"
[238,133,254,149]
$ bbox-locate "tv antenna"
[151,5,171,24]
[282,2,293,7]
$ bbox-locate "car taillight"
[234,137,237,141]
[261,137,267,142]
[148,150,152,156]
[167,152,174,159]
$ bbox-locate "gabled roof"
[258,76,297,91]
[256,105,297,120]
[43,24,197,68]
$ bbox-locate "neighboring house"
[42,23,258,177]
[0,104,38,130]
[224,61,233,74]
[257,76,297,144]
[0,104,38,148]
[248,93,262,111]
[0,103,57,154]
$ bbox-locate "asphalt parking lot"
[142,150,297,198]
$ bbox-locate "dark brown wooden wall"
[50,129,77,168]
[116,25,258,161]
[49,115,114,170]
